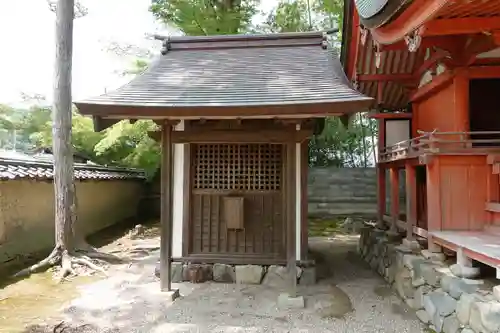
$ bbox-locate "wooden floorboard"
[431,230,500,262]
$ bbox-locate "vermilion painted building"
[342,0,500,275]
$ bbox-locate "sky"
[0,0,277,107]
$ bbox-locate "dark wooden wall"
[187,143,286,262]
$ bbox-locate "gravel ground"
[24,236,426,333]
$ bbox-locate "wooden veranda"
[342,0,500,276]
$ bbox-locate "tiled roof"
[0,158,145,181]
[75,31,372,114]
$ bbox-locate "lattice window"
[193,144,282,191]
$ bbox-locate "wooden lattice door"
[189,143,286,260]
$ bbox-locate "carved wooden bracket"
[360,26,369,46]
[374,42,383,68]
[404,26,425,52]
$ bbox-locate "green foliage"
[309,116,376,167]
[150,0,260,35]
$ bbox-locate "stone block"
[162,289,180,302]
[183,264,213,283]
[493,285,500,302]
[441,275,482,299]
[299,267,316,285]
[421,249,446,262]
[470,301,500,333]
[235,265,264,284]
[395,266,415,299]
[262,265,301,287]
[403,254,423,270]
[277,293,305,309]
[414,285,432,310]
[416,309,430,324]
[426,290,457,317]
[461,329,474,333]
[422,265,451,287]
[385,265,397,284]
[154,262,184,283]
[450,264,480,279]
[457,293,481,326]
[432,312,445,333]
[442,314,460,333]
[402,238,421,251]
[213,264,235,283]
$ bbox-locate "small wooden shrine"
[75,31,372,292]
[343,0,500,275]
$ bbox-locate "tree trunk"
[53,0,76,251]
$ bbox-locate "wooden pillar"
[377,165,386,228]
[286,141,297,297]
[389,167,399,232]
[405,163,417,240]
[160,123,174,291]
[376,118,386,228]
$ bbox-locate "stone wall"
[359,226,500,333]
[308,167,406,218]
[0,179,144,264]
[155,262,316,286]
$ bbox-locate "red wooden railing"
[379,131,500,162]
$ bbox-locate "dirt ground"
[0,223,427,333]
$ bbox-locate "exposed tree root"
[12,244,122,280]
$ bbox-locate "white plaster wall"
[172,121,184,258]
[386,120,410,147]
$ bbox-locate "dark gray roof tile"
[0,158,145,181]
[75,32,372,112]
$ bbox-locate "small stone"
[421,249,446,262]
[299,267,316,285]
[235,265,264,284]
[457,293,480,326]
[450,264,480,279]
[213,264,235,283]
[416,309,431,324]
[442,314,460,333]
[277,293,305,309]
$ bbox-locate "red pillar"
[377,165,386,228]
[390,167,400,232]
[405,163,417,240]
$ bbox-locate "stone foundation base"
[155,262,317,286]
[359,225,500,333]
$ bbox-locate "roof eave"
[76,98,374,120]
